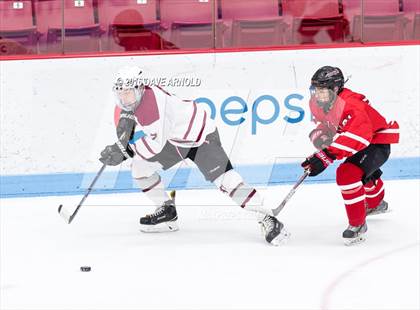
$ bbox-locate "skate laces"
[148,206,165,219]
[262,215,275,231]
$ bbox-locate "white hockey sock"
[134,173,170,207]
[213,170,273,220]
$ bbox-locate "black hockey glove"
[301,149,335,176]
[99,141,134,166]
[309,128,334,150]
[99,111,136,166]
[116,110,136,142]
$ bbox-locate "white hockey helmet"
[112,66,145,111]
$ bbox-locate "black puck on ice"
[80,266,91,272]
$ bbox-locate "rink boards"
[1,44,419,197]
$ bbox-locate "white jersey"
[115,86,215,160]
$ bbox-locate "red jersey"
[310,88,399,160]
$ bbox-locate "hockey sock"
[336,163,366,226]
[213,170,273,219]
[134,172,170,207]
[364,178,385,209]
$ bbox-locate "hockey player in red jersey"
[301,66,399,246]
[98,66,290,245]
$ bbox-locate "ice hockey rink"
[1,45,418,310]
[1,179,418,310]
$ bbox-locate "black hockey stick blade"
[272,170,310,216]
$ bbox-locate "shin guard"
[336,163,366,226]
[134,173,170,207]
[213,170,272,218]
[364,178,385,210]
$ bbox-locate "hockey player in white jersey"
[99,66,289,245]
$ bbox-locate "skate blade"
[140,221,179,233]
[344,235,366,246]
[270,229,291,246]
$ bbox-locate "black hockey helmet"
[311,66,345,92]
[310,66,345,112]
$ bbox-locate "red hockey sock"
[336,163,366,226]
[364,178,385,209]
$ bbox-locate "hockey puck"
[80,266,91,272]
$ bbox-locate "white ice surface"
[1,180,419,310]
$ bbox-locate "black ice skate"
[139,199,179,233]
[342,222,368,246]
[366,200,389,216]
[260,215,290,246]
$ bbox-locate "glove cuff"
[322,148,336,161]
[116,140,133,159]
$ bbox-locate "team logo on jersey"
[339,115,352,129]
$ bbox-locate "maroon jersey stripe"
[195,111,207,143]
[141,137,156,155]
[133,144,147,160]
[183,102,197,140]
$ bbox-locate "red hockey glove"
[309,129,334,150]
[301,149,335,176]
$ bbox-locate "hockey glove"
[99,110,136,166]
[99,141,134,166]
[301,149,335,176]
[309,128,334,150]
[116,110,136,142]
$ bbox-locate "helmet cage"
[310,66,344,112]
[310,85,337,112]
[112,74,145,112]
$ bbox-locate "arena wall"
[1,45,419,197]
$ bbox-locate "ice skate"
[259,215,290,246]
[366,200,389,216]
[139,199,179,233]
[342,222,367,246]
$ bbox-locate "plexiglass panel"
[0,0,417,57]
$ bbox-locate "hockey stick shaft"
[58,164,106,224]
[272,170,310,216]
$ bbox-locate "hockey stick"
[58,164,106,224]
[272,170,310,216]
